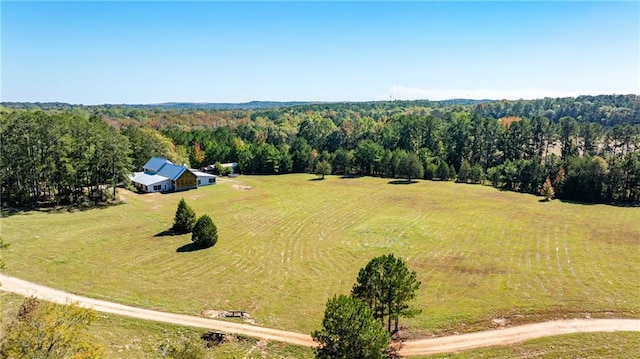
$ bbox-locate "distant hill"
[1,99,490,111]
[151,101,316,110]
[0,101,316,111]
[2,95,638,125]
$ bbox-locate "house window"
[153,185,162,191]
[198,179,201,185]
[209,178,215,183]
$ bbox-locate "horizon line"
[2,93,638,107]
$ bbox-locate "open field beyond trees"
[2,174,639,339]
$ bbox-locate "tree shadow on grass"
[176,242,208,253]
[340,174,363,179]
[308,177,325,181]
[1,201,126,218]
[388,180,418,185]
[154,229,183,237]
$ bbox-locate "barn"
[130,157,216,193]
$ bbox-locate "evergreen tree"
[436,159,450,181]
[173,198,196,233]
[469,164,484,184]
[352,254,421,333]
[312,294,390,359]
[192,214,218,248]
[397,153,424,182]
[457,160,472,183]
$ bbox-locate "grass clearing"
[422,332,640,358]
[1,293,313,359]
[1,174,639,337]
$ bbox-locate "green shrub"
[191,215,217,248]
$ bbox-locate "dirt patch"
[201,309,257,325]
[492,318,509,327]
[233,184,253,191]
[202,309,223,318]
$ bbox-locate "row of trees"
[313,254,420,358]
[1,111,132,207]
[159,112,639,204]
[3,96,639,207]
[472,94,640,126]
[4,94,638,127]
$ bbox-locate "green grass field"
[4,293,636,359]
[2,174,639,338]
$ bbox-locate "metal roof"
[143,157,172,173]
[129,172,171,186]
[190,170,217,178]
[156,163,188,181]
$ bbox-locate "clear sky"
[2,1,638,104]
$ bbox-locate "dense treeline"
[472,95,640,126]
[157,106,640,204]
[2,95,639,207]
[1,111,132,207]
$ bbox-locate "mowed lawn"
[2,174,639,336]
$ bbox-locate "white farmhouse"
[130,157,216,193]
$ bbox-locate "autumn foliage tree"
[191,141,206,168]
[540,177,555,201]
[0,297,104,359]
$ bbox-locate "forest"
[1,94,639,207]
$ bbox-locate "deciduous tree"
[0,297,104,359]
[315,161,332,180]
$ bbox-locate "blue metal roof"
[156,163,187,181]
[143,157,172,173]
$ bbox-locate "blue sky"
[2,1,638,104]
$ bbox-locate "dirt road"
[398,318,640,356]
[1,273,638,356]
[0,274,314,347]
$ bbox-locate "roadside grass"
[1,174,639,337]
[422,332,640,358]
[2,292,636,358]
[0,292,313,359]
